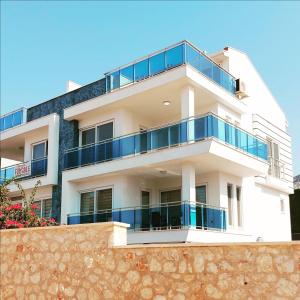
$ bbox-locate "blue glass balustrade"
[67,201,227,231]
[106,41,236,95]
[64,114,268,170]
[0,157,48,183]
[0,108,25,132]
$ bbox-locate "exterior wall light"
[163,101,171,106]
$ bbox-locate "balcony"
[0,157,48,184]
[105,41,236,95]
[67,201,227,231]
[64,113,268,170]
[0,108,26,132]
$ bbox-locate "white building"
[0,41,293,243]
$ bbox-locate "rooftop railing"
[0,157,48,184]
[0,108,26,132]
[64,113,268,170]
[67,201,227,231]
[105,41,236,95]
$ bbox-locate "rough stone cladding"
[1,223,300,299]
[26,78,106,222]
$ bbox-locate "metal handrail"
[67,200,226,217]
[65,112,267,153]
[0,156,48,172]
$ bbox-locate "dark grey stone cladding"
[27,78,106,222]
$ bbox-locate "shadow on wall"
[290,188,300,240]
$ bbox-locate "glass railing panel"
[0,108,25,132]
[119,135,136,157]
[64,114,268,170]
[119,209,135,229]
[31,158,48,177]
[110,71,120,91]
[165,44,184,69]
[151,127,169,150]
[185,44,236,94]
[120,65,134,87]
[247,135,258,156]
[67,202,227,231]
[0,157,47,182]
[149,52,165,76]
[81,145,95,166]
[194,117,207,140]
[134,59,149,82]
[169,124,181,146]
[257,140,268,160]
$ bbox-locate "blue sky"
[1,1,299,174]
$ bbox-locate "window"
[141,191,150,206]
[236,186,242,227]
[196,185,206,204]
[80,121,113,146]
[34,199,52,218]
[267,139,280,178]
[80,192,94,213]
[32,141,47,160]
[227,184,233,226]
[82,128,95,146]
[96,188,112,211]
[161,189,181,204]
[97,122,113,142]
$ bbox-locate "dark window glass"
[32,142,46,160]
[161,189,181,204]
[141,191,150,206]
[97,122,113,142]
[96,188,112,211]
[134,59,149,81]
[42,199,52,218]
[80,192,94,213]
[196,186,206,204]
[82,128,95,146]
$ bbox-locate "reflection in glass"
[120,65,134,87]
[134,59,149,81]
[165,45,183,69]
[149,52,165,76]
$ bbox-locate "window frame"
[79,119,114,147]
[33,198,52,218]
[31,140,48,160]
[79,185,114,214]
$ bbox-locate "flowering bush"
[0,178,57,230]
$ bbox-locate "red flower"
[31,204,38,209]
[30,211,36,216]
[0,211,3,217]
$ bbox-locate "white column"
[181,85,195,119]
[60,179,80,224]
[47,114,60,184]
[181,162,196,203]
[181,86,195,142]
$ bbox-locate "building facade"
[0,41,293,243]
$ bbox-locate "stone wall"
[1,223,300,300]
